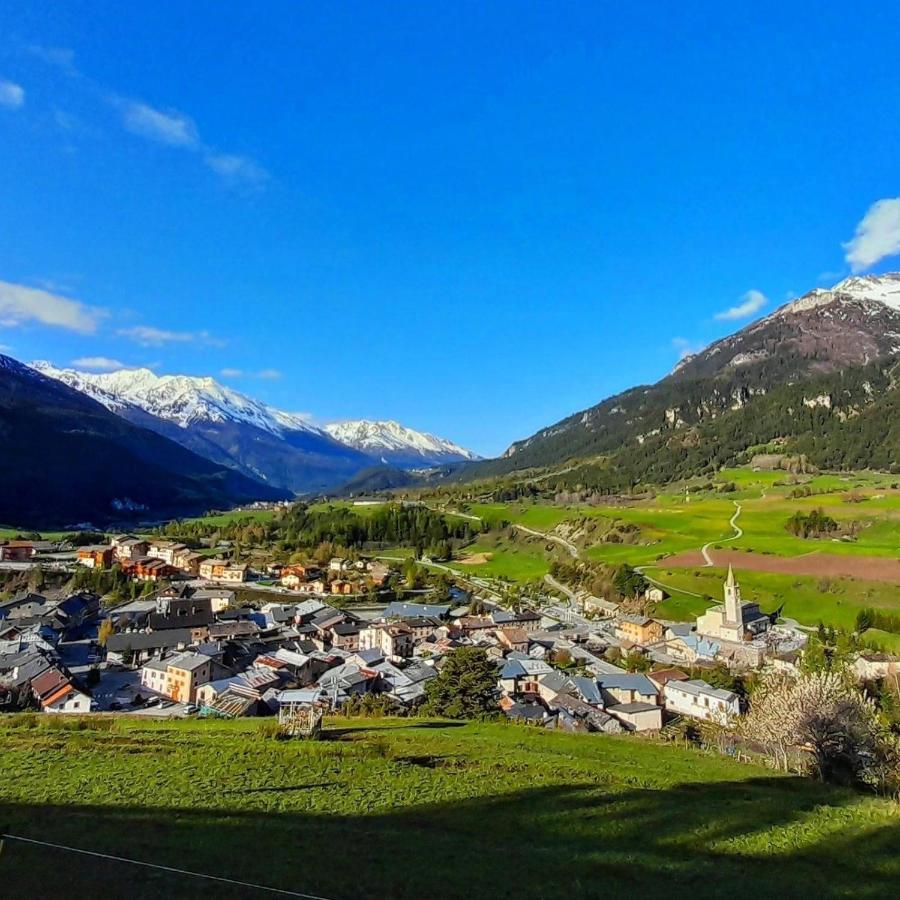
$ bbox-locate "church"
[696,566,772,643]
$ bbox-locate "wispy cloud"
[671,337,702,361]
[204,152,269,186]
[28,45,76,73]
[714,289,767,322]
[27,46,267,187]
[844,198,900,273]
[0,80,25,110]
[118,325,225,348]
[119,100,199,148]
[220,367,282,380]
[0,280,104,333]
[72,356,126,371]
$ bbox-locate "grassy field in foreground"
[0,716,897,899]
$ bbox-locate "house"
[31,666,91,713]
[647,667,690,692]
[0,593,48,621]
[616,615,665,646]
[644,586,668,604]
[497,627,529,653]
[140,650,215,703]
[596,673,659,706]
[148,597,214,634]
[76,546,114,569]
[359,623,414,662]
[696,567,772,642]
[0,540,35,562]
[330,579,356,596]
[548,693,623,734]
[499,656,554,696]
[112,537,150,561]
[665,625,720,664]
[199,559,247,583]
[174,548,203,575]
[105,628,194,666]
[853,651,900,682]
[607,702,664,732]
[191,588,235,614]
[383,601,450,620]
[664,678,740,724]
[328,557,348,573]
[121,558,180,582]
[330,622,362,652]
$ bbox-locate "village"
[2,531,897,736]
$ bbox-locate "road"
[513,523,579,558]
[700,500,743,566]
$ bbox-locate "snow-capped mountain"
[672,273,900,381]
[30,363,370,494]
[0,353,286,526]
[325,420,479,468]
[30,364,318,437]
[479,272,900,478]
[30,363,477,491]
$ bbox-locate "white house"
[664,678,740,724]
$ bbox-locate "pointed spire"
[726,564,735,587]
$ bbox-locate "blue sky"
[2,3,900,457]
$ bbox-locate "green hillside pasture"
[651,567,900,632]
[454,539,550,582]
[177,508,279,527]
[0,716,896,900]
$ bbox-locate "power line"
[1,832,335,900]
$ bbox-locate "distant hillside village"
[2,531,897,752]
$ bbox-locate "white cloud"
[71,356,126,371]
[0,280,104,333]
[220,366,281,379]
[0,80,25,110]
[118,325,225,348]
[205,153,269,186]
[843,198,900,272]
[714,289,767,321]
[671,337,702,360]
[120,100,199,148]
[28,45,76,72]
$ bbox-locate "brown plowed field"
[662,548,900,581]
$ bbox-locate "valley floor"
[0,716,897,899]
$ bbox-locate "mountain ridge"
[30,362,479,492]
[0,354,287,526]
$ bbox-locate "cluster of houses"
[0,590,100,712]
[271,557,392,596]
[1,565,897,741]
[77,536,248,584]
[76,536,393,599]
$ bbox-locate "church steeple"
[724,565,742,624]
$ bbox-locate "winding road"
[700,500,743,566]
[513,523,579,558]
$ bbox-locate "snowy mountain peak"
[778,272,900,317]
[324,419,479,463]
[30,362,322,437]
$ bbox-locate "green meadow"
[649,567,900,631]
[0,716,896,899]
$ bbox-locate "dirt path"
[512,523,579,558]
[700,500,743,566]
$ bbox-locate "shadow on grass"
[1,777,897,900]
[321,720,466,739]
